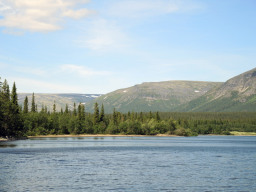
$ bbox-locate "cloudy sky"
[0,0,255,94]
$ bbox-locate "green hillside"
[85,81,222,113]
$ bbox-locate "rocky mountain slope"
[179,68,256,112]
[84,81,222,113]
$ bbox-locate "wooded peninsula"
[1,79,256,139]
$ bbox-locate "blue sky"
[0,0,255,94]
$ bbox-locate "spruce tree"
[113,108,118,125]
[10,82,23,136]
[23,96,29,113]
[156,111,161,121]
[81,104,85,120]
[73,103,77,116]
[31,93,36,112]
[53,101,56,113]
[11,82,18,107]
[93,102,99,125]
[100,104,105,122]
[2,79,10,103]
[78,103,82,120]
[1,80,10,137]
[65,104,69,114]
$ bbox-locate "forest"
[1,78,256,139]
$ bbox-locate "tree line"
[1,78,256,138]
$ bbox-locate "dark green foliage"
[100,104,105,122]
[93,102,99,125]
[23,96,29,113]
[0,80,24,138]
[31,93,36,113]
[53,101,56,113]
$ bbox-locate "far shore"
[27,132,256,138]
[2,132,256,141]
[28,134,178,138]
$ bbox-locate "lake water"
[0,136,256,192]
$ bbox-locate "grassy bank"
[230,131,256,136]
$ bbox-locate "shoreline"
[2,132,256,141]
[28,134,178,138]
[27,132,256,138]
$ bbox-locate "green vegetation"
[1,77,256,139]
[85,81,221,113]
[230,131,256,136]
[0,79,24,139]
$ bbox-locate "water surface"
[1,136,256,191]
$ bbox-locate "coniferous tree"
[156,111,160,121]
[113,108,118,125]
[1,80,10,137]
[65,104,69,114]
[73,103,77,116]
[93,102,99,125]
[127,111,131,120]
[23,96,29,113]
[100,104,105,122]
[78,103,82,120]
[11,82,18,106]
[53,101,56,113]
[2,79,10,103]
[10,82,23,137]
[31,93,36,112]
[81,104,85,120]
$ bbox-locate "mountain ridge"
[84,80,222,113]
[178,67,256,112]
[17,68,256,112]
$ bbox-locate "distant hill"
[84,81,222,113]
[18,68,256,113]
[179,68,256,112]
[18,93,101,111]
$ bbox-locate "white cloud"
[108,0,202,18]
[61,64,111,76]
[80,19,129,51]
[0,0,94,32]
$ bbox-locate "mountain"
[84,81,222,113]
[179,68,256,112]
[18,93,101,111]
[17,68,256,113]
